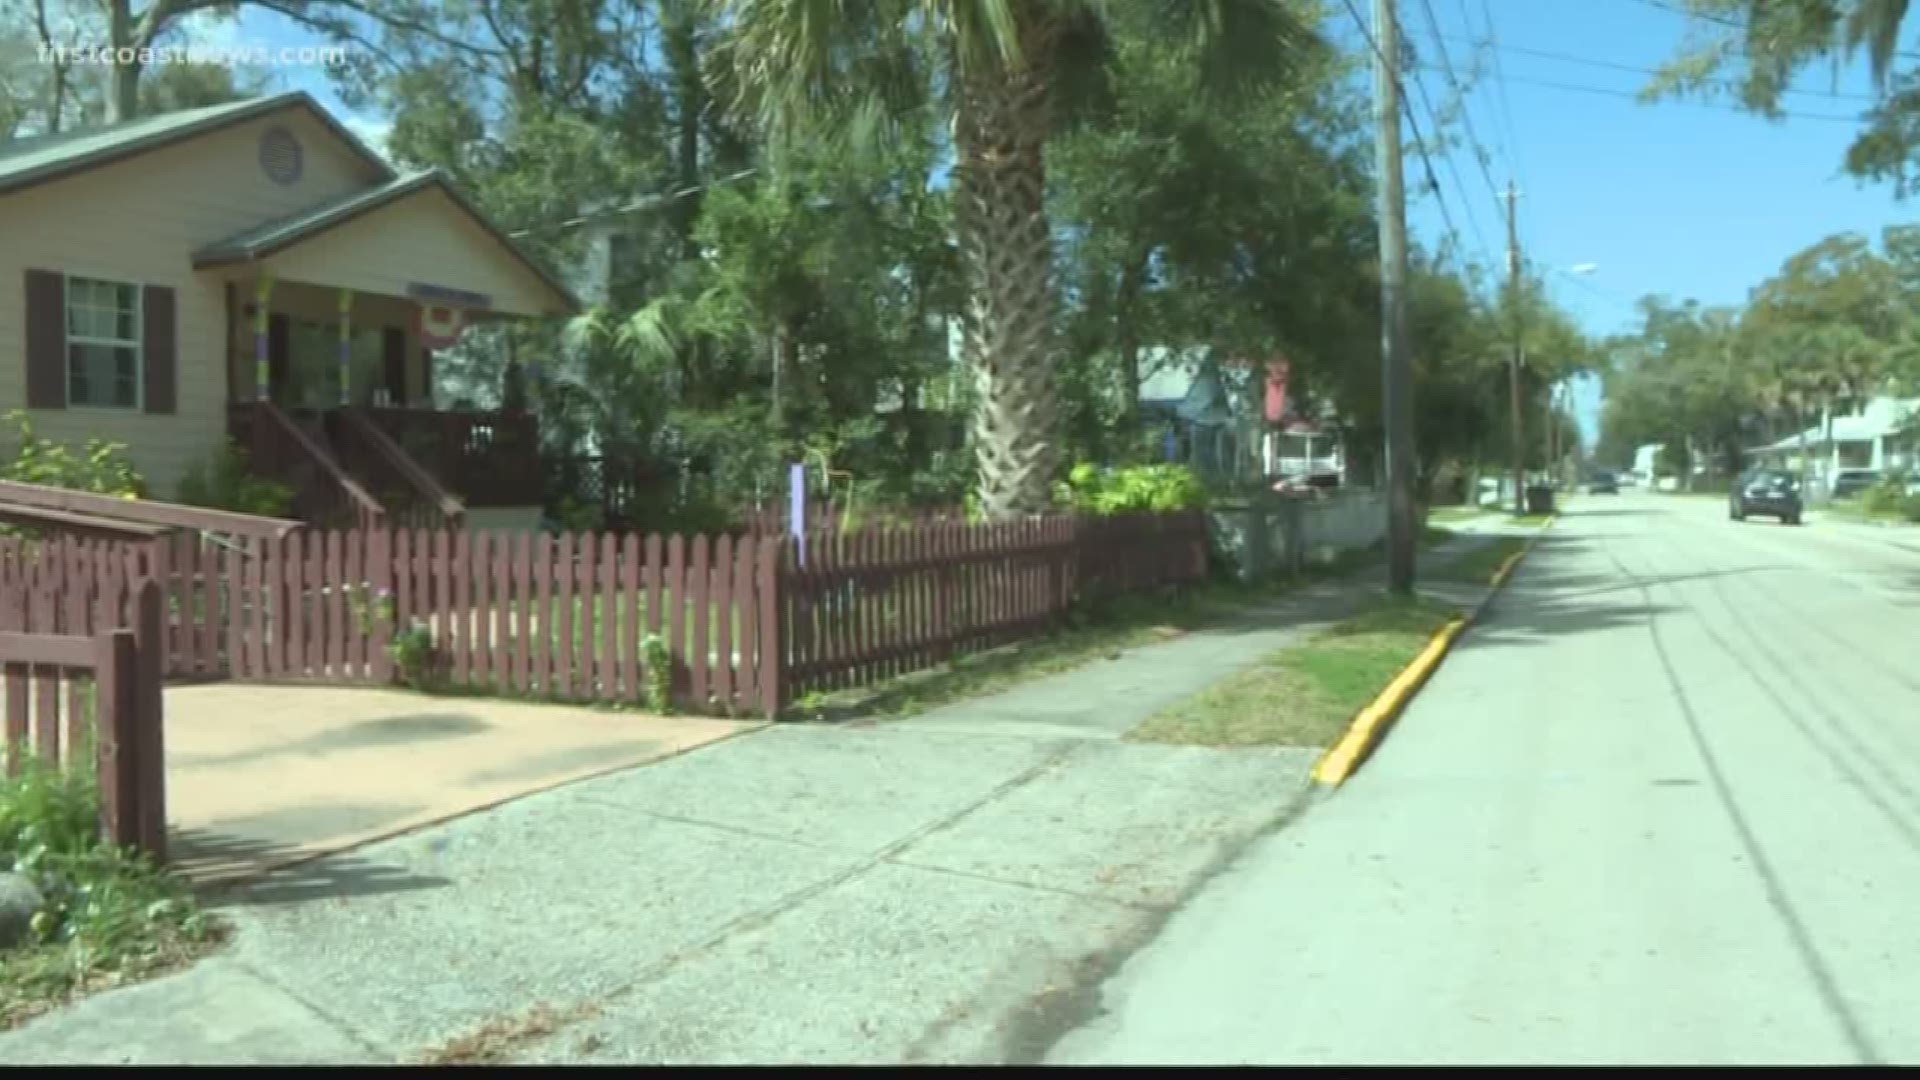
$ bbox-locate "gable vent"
[259,125,304,186]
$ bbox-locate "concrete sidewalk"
[0,532,1506,1066]
[1805,510,1920,554]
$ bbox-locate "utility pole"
[1372,0,1416,595]
[1503,182,1526,516]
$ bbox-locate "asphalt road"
[1045,490,1920,1065]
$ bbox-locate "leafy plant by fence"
[1,511,1207,718]
[0,564,165,862]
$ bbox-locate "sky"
[1332,0,1917,446]
[188,0,1920,448]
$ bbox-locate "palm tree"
[704,0,1319,517]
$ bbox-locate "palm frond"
[617,298,688,368]
[704,0,929,155]
[562,308,622,352]
[1126,0,1328,102]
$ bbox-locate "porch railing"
[331,408,468,531]
[360,408,542,508]
[229,401,386,532]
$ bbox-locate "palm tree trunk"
[953,27,1061,519]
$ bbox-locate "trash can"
[1524,484,1555,515]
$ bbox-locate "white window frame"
[63,274,143,411]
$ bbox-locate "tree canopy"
[1646,0,1920,194]
[0,0,1600,526]
[1598,222,1920,477]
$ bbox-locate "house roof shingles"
[4,93,578,314]
[193,167,581,314]
[0,91,393,196]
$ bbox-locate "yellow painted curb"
[1488,549,1524,588]
[1311,615,1467,785]
[1309,511,1557,787]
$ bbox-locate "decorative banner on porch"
[415,302,467,349]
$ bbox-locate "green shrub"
[1055,463,1208,516]
[0,411,144,498]
[639,633,673,714]
[387,623,439,690]
[175,441,294,518]
[547,492,606,534]
[2,761,216,1021]
[1862,476,1900,514]
[0,761,100,869]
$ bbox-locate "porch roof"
[1748,400,1919,454]
[191,168,580,316]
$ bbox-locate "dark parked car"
[1586,471,1619,494]
[1730,469,1803,525]
[1830,468,1882,500]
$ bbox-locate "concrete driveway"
[1046,490,1920,1065]
[165,685,758,886]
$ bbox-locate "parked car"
[1829,468,1883,500]
[1586,471,1619,494]
[1730,468,1803,525]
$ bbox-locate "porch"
[191,169,575,529]
[218,268,544,529]
[226,399,541,530]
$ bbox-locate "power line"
[1470,0,1540,261]
[1416,0,1505,211]
[1335,0,1475,264]
[1624,0,1743,29]
[1624,0,1920,62]
[1431,30,1882,103]
[506,168,759,238]
[1416,62,1868,122]
[1403,43,1498,263]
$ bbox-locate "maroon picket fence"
[738,502,970,536]
[780,511,1209,699]
[0,548,167,863]
[1,510,1207,720]
[142,528,785,717]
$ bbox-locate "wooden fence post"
[369,527,394,684]
[1191,509,1210,581]
[93,626,141,853]
[757,537,784,719]
[129,578,166,862]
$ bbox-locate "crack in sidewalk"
[415,738,1087,1062]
